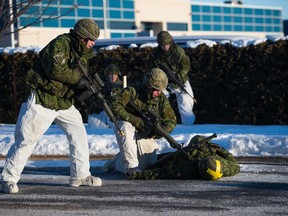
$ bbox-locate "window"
[108,0,121,8]
[124,11,134,19]
[224,25,232,31]
[224,16,231,22]
[109,10,121,18]
[213,24,221,31]
[192,5,200,12]
[234,17,242,23]
[255,9,263,16]
[202,6,211,13]
[78,0,90,6]
[223,7,231,14]
[43,6,58,16]
[213,6,221,14]
[234,25,243,31]
[61,0,75,5]
[123,0,134,9]
[61,8,75,17]
[192,15,200,22]
[110,21,135,29]
[203,24,211,31]
[213,16,221,22]
[244,8,252,15]
[233,7,242,14]
[192,24,201,31]
[61,19,76,28]
[78,8,90,17]
[245,26,253,31]
[93,10,103,18]
[203,15,211,22]
[245,17,253,23]
[43,19,58,27]
[167,22,188,31]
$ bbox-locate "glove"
[25,68,43,89]
[129,115,144,132]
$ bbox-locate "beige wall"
[134,0,191,35]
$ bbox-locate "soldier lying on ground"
[128,135,240,180]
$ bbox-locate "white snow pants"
[113,120,158,173]
[163,80,195,125]
[1,92,91,183]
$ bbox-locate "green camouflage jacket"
[111,85,177,137]
[25,30,95,110]
[153,43,191,89]
[129,135,240,180]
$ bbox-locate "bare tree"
[0,0,77,39]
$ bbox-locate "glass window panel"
[43,19,58,27]
[61,8,75,17]
[192,5,200,12]
[61,19,76,28]
[167,22,188,31]
[265,18,272,24]
[224,16,231,22]
[42,6,58,16]
[95,20,104,29]
[192,15,200,22]
[93,9,103,18]
[213,6,221,13]
[234,25,242,31]
[123,0,134,9]
[255,26,264,32]
[77,0,90,6]
[124,33,136,37]
[202,6,211,13]
[245,26,253,31]
[78,8,90,17]
[233,7,242,14]
[224,25,232,31]
[273,18,280,24]
[192,24,201,30]
[213,16,221,22]
[108,0,121,8]
[203,15,211,22]
[124,11,134,19]
[255,9,263,15]
[110,21,135,29]
[20,17,40,27]
[255,17,263,24]
[27,6,40,14]
[245,17,253,23]
[92,1,103,7]
[273,26,281,32]
[265,9,272,16]
[109,10,121,18]
[223,7,231,14]
[265,26,272,32]
[234,17,242,23]
[203,24,211,31]
[111,32,122,38]
[273,10,280,16]
[244,8,252,15]
[214,25,221,31]
[61,0,75,5]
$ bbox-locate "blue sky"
[196,0,288,19]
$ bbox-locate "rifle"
[147,133,217,169]
[127,101,192,159]
[76,60,124,136]
[158,63,196,103]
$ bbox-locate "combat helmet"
[104,64,121,76]
[198,156,223,180]
[144,68,168,91]
[74,19,100,41]
[157,31,173,45]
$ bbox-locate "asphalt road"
[0,163,288,216]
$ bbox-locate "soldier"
[153,31,196,125]
[88,64,123,128]
[128,135,240,180]
[1,19,102,194]
[104,68,177,175]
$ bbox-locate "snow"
[0,123,287,168]
[1,35,287,54]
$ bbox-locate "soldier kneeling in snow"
[128,135,240,180]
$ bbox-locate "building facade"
[0,0,284,47]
